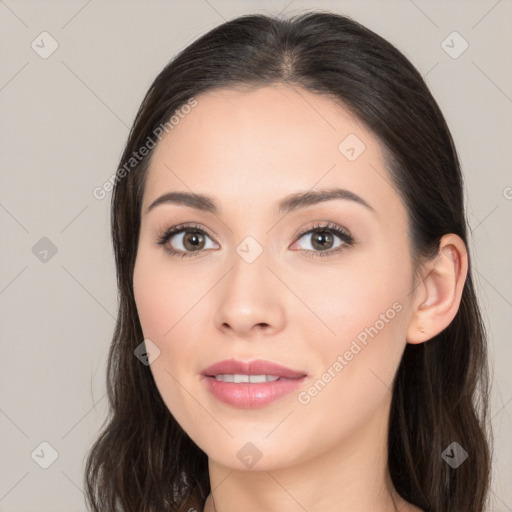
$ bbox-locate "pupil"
[313,231,332,250]
[185,231,204,250]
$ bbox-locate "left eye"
[291,223,354,257]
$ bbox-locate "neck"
[202,397,413,512]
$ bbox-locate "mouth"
[200,358,308,408]
[210,374,292,383]
[201,357,307,380]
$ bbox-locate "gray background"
[1,0,511,510]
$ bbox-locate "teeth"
[214,374,280,383]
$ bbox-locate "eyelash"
[156,221,355,259]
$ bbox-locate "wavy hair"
[84,10,493,512]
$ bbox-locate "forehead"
[142,84,400,217]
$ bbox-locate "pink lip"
[202,358,306,379]
[201,358,308,409]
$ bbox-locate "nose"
[213,245,286,338]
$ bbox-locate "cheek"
[133,270,166,341]
[292,242,412,400]
[291,270,409,452]
[133,253,203,424]
[132,249,213,373]
[293,241,412,341]
[133,249,195,342]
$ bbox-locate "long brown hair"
[84,11,492,512]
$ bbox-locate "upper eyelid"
[295,222,351,238]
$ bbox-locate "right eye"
[156,223,219,258]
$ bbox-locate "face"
[133,84,417,471]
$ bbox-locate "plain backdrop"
[0,1,511,511]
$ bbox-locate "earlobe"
[406,234,468,344]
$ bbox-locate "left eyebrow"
[144,187,375,216]
[277,187,376,215]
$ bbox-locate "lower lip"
[202,376,307,408]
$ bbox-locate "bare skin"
[132,84,467,512]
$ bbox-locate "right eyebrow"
[145,191,219,215]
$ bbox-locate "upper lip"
[202,358,307,379]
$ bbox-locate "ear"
[406,234,468,344]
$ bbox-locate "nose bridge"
[227,233,271,298]
[213,231,284,333]
[235,233,266,266]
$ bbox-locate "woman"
[84,10,492,512]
